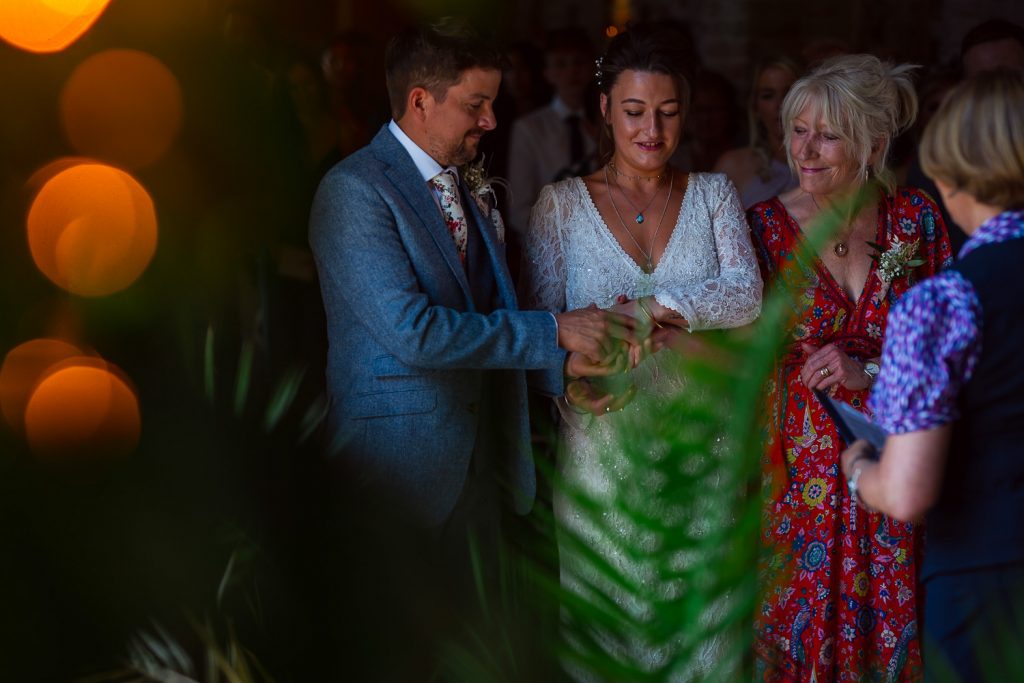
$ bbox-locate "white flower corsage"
[869,237,924,283]
[461,158,506,244]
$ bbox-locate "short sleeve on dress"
[869,271,982,434]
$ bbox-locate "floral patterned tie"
[429,170,468,264]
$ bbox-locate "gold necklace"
[608,164,660,223]
[810,193,855,258]
[607,161,665,182]
[604,165,674,273]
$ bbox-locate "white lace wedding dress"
[521,172,762,681]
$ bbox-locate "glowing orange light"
[0,0,112,53]
[24,358,140,459]
[25,156,95,196]
[0,338,83,434]
[605,25,619,38]
[27,162,158,297]
[60,49,183,169]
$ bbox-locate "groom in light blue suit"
[309,16,629,592]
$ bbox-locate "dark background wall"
[305,0,1024,97]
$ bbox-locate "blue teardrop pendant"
[635,214,644,224]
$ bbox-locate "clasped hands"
[555,297,687,416]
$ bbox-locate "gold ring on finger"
[819,366,831,378]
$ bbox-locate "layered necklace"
[604,164,674,274]
[607,161,665,223]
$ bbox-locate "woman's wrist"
[847,456,877,512]
[637,297,663,328]
[861,358,881,386]
[559,390,589,415]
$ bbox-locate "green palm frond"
[115,617,275,683]
[201,325,327,439]
[232,340,254,418]
[262,365,306,432]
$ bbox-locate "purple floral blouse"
[870,210,1024,433]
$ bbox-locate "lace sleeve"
[520,183,568,314]
[656,176,763,331]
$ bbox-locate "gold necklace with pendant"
[810,193,854,258]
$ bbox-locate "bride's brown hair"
[595,23,695,166]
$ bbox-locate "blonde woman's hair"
[747,55,803,180]
[920,69,1024,209]
[780,54,918,194]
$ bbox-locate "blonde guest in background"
[714,56,802,208]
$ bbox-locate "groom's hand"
[555,303,636,364]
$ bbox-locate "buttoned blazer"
[309,125,564,526]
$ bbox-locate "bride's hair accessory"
[594,56,605,87]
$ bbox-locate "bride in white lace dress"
[520,26,762,681]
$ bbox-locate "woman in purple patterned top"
[840,70,1024,682]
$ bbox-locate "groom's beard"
[437,128,486,166]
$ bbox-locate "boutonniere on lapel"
[461,158,507,244]
[868,237,924,284]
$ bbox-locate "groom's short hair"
[385,17,504,119]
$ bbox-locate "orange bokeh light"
[23,358,140,459]
[60,49,183,169]
[0,0,112,53]
[0,338,83,434]
[27,162,158,297]
[24,156,95,196]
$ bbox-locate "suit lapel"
[462,181,517,311]
[372,128,473,303]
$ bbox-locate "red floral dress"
[748,189,952,682]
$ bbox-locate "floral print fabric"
[748,189,952,682]
[430,170,469,263]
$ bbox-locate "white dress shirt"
[507,98,595,234]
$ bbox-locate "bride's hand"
[609,295,689,332]
[608,295,688,362]
[565,377,638,416]
[565,348,630,378]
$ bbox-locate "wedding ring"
[819,366,831,378]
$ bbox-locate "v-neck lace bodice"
[577,172,691,276]
[521,173,762,331]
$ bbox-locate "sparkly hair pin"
[594,56,605,87]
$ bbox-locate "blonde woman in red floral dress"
[747,55,952,682]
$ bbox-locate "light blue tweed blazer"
[309,125,564,526]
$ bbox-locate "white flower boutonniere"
[461,158,507,244]
[869,237,925,283]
